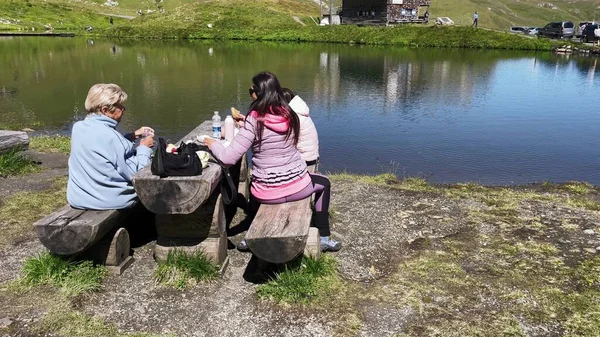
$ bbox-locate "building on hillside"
[341,0,432,24]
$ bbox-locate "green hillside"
[430,0,599,30]
[1,0,598,32]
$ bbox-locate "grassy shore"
[1,0,592,51]
[105,24,559,50]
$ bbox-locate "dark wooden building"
[341,0,431,24]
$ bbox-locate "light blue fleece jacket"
[67,114,153,210]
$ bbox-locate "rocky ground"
[1,153,600,336]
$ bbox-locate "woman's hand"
[231,107,245,126]
[134,126,155,138]
[203,137,217,148]
[140,136,154,148]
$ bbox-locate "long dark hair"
[248,72,300,147]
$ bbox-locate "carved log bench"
[133,121,245,272]
[245,164,321,264]
[0,130,29,154]
[34,205,135,274]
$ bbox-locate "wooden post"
[304,227,321,259]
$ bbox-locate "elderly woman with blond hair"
[67,83,155,210]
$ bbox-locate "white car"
[510,26,528,34]
[525,27,540,35]
[435,17,454,26]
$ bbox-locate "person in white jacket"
[282,88,320,166]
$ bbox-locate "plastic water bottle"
[212,111,221,139]
[224,115,234,142]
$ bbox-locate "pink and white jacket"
[209,109,311,201]
[288,96,319,163]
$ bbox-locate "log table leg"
[154,192,228,272]
[77,227,134,275]
[304,227,321,259]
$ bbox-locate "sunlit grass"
[155,249,220,289]
[30,135,71,154]
[0,149,40,177]
[256,255,339,304]
[21,251,107,297]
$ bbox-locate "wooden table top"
[133,121,222,214]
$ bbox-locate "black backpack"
[151,137,202,177]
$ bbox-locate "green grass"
[21,251,107,297]
[0,177,67,248]
[30,135,71,154]
[0,149,40,177]
[256,255,339,304]
[155,249,220,289]
[106,24,560,50]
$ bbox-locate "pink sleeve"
[209,116,256,166]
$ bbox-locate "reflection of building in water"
[380,56,483,111]
[136,53,146,68]
[329,51,496,116]
[312,52,341,105]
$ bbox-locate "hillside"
[430,0,599,29]
[0,0,598,32]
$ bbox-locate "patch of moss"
[0,177,67,248]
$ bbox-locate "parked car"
[577,22,598,37]
[581,24,599,43]
[435,17,454,26]
[538,21,575,39]
[524,27,540,35]
[509,26,528,34]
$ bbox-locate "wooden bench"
[245,164,321,264]
[0,130,29,154]
[34,206,134,274]
[133,121,246,271]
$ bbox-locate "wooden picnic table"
[133,121,248,268]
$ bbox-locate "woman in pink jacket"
[203,72,341,252]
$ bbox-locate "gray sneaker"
[320,236,342,252]
[237,239,250,252]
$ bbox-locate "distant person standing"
[472,11,478,28]
[109,17,114,26]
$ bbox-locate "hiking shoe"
[320,236,342,252]
[237,239,251,252]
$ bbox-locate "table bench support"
[154,193,228,269]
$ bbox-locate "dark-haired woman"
[203,72,341,252]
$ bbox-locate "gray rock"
[0,317,13,328]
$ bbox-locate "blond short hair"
[84,83,128,113]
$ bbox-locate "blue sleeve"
[111,132,153,182]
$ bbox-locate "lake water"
[1,37,600,185]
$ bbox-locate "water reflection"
[1,37,599,184]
